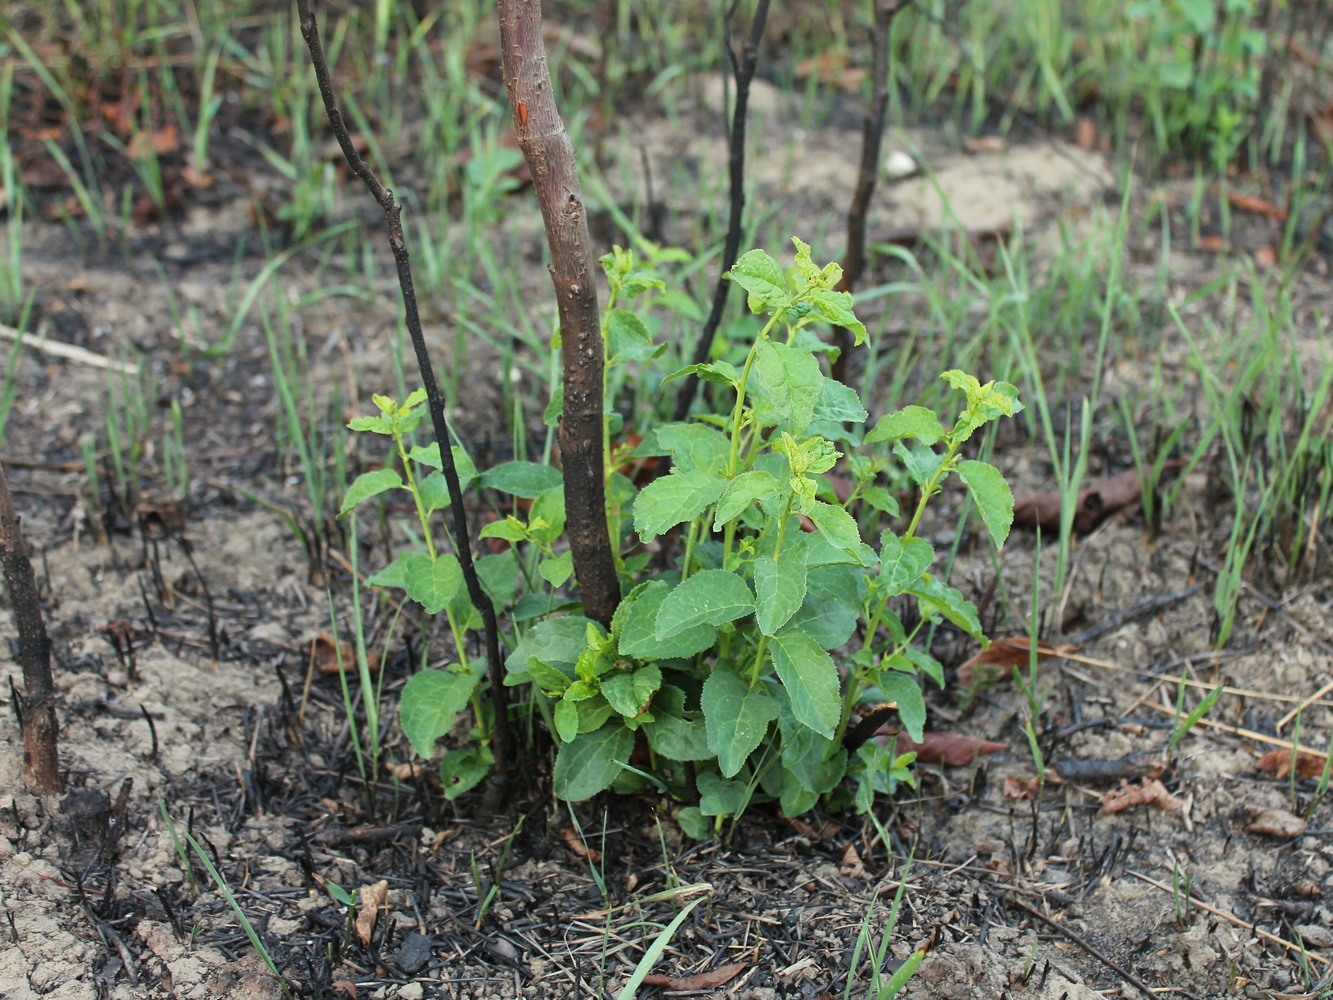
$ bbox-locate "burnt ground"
[3,44,1333,1000]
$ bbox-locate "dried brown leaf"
[1255,748,1327,781]
[643,963,747,990]
[1099,778,1181,815]
[1003,775,1040,800]
[896,731,1007,767]
[956,636,1075,689]
[355,880,389,946]
[1245,807,1307,839]
[310,631,380,675]
[839,844,869,879]
[559,826,600,862]
[1012,461,1186,535]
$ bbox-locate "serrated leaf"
[633,470,727,541]
[910,576,984,640]
[504,616,598,682]
[754,339,822,434]
[785,598,858,649]
[399,552,463,614]
[813,378,869,424]
[552,723,634,800]
[656,570,754,639]
[876,671,926,743]
[702,670,778,777]
[769,630,840,738]
[865,405,948,446]
[339,468,404,515]
[347,414,392,434]
[878,533,934,595]
[417,471,452,514]
[808,288,867,345]
[399,667,480,759]
[957,459,1014,548]
[602,663,662,717]
[618,581,717,659]
[607,307,652,351]
[729,249,788,310]
[713,470,785,529]
[479,461,563,499]
[655,423,731,475]
[660,360,740,389]
[754,552,806,635]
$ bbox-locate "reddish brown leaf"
[1197,234,1229,253]
[1012,461,1185,535]
[1226,191,1287,220]
[643,963,746,990]
[956,636,1075,689]
[1004,775,1040,800]
[559,826,600,862]
[1255,749,1327,781]
[310,632,380,675]
[1075,116,1097,150]
[1253,246,1278,269]
[794,48,865,93]
[839,844,869,879]
[1099,778,1181,815]
[896,731,1007,767]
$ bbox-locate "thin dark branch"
[294,0,509,789]
[673,0,771,423]
[0,460,59,792]
[831,0,912,383]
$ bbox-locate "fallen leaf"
[310,631,380,675]
[559,826,600,862]
[839,843,869,879]
[331,976,357,999]
[896,731,1007,767]
[1075,116,1097,150]
[1226,191,1287,220]
[1099,778,1181,815]
[957,636,1075,689]
[1255,749,1326,781]
[1004,775,1040,800]
[355,880,389,945]
[1012,461,1186,534]
[795,48,865,93]
[1246,807,1307,839]
[385,761,427,781]
[1197,234,1229,253]
[643,963,746,990]
[1253,246,1278,269]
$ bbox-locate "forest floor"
[3,13,1333,1000]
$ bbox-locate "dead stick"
[0,323,138,375]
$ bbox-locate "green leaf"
[399,666,480,759]
[554,698,579,743]
[865,405,948,446]
[527,486,567,542]
[697,771,750,817]
[729,249,788,311]
[476,550,519,609]
[645,685,712,762]
[618,581,717,659]
[785,597,858,649]
[660,361,740,389]
[808,288,866,344]
[504,616,598,682]
[399,552,463,614]
[893,440,945,488]
[601,663,661,717]
[957,459,1014,549]
[347,414,392,435]
[769,630,840,739]
[876,671,926,743]
[878,533,934,595]
[803,500,871,564]
[702,669,778,778]
[479,516,527,543]
[339,468,404,515]
[439,745,492,800]
[552,723,634,800]
[633,470,727,541]
[713,470,785,529]
[813,378,869,425]
[656,570,754,639]
[754,339,822,434]
[606,308,653,353]
[910,576,984,640]
[408,444,477,486]
[654,423,730,475]
[537,550,574,587]
[417,471,452,514]
[528,657,574,696]
[479,461,563,499]
[754,552,806,636]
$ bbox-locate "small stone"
[885,150,918,180]
[396,932,433,975]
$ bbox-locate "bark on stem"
[498,0,619,627]
[0,462,59,793]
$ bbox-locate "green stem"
[396,432,437,560]
[902,437,961,541]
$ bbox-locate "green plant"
[845,860,924,1000]
[476,239,1018,819]
[1169,677,1225,754]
